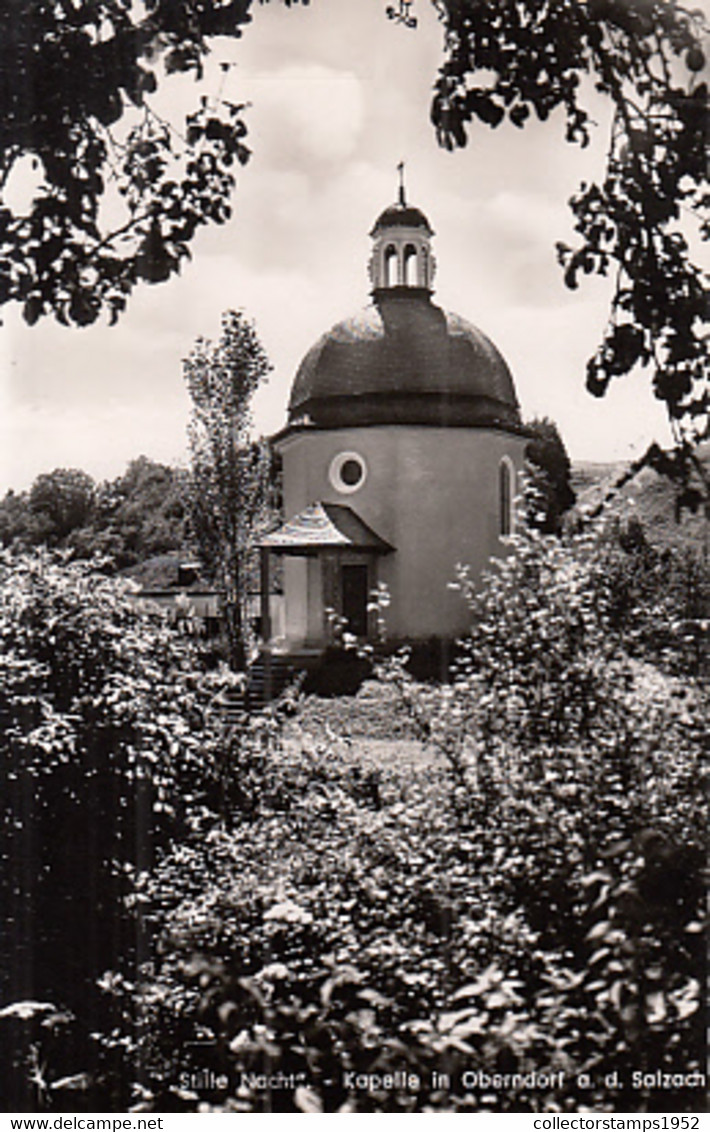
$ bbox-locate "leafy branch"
[0,0,306,327]
[429,0,708,442]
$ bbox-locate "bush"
[96,735,556,1112]
[0,550,247,1108]
[3,521,706,1113]
[591,522,708,678]
[99,660,704,1112]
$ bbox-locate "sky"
[0,0,681,493]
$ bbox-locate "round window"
[340,458,363,487]
[329,451,367,494]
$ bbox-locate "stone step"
[246,654,298,708]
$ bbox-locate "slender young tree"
[184,310,272,669]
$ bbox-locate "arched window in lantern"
[383,244,397,288]
[403,243,418,286]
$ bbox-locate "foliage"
[0,0,311,328]
[0,487,51,548]
[57,518,702,1114]
[82,732,557,1112]
[28,467,96,542]
[524,416,576,534]
[0,468,99,549]
[80,456,193,567]
[91,654,704,1112]
[0,456,192,567]
[431,0,708,440]
[184,309,272,669]
[442,515,707,754]
[2,519,705,1112]
[0,548,237,1019]
[591,518,708,677]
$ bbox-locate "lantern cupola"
[368,165,436,295]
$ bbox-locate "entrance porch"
[259,501,393,653]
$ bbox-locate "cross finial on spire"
[397,161,406,206]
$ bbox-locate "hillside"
[571,444,709,558]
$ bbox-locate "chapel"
[259,179,528,655]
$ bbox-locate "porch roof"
[260,502,393,555]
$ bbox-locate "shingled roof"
[287,291,521,431]
[261,503,393,554]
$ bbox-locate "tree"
[184,309,271,669]
[429,0,708,444]
[0,457,192,565]
[0,546,244,1108]
[78,455,192,566]
[524,416,576,534]
[28,466,96,541]
[0,0,307,328]
[0,488,34,547]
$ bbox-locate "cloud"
[244,64,365,167]
[0,400,191,492]
[486,300,673,461]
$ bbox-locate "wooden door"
[341,563,369,637]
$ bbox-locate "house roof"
[261,502,393,555]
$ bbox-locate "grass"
[294,679,421,740]
[284,678,444,776]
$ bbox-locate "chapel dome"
[288,290,522,430]
[287,180,522,431]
